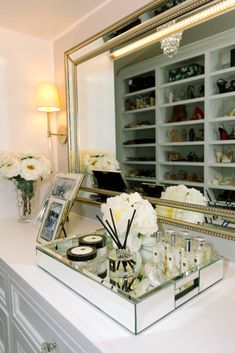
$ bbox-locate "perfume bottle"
[193,236,205,266]
[152,231,165,271]
[181,238,194,272]
[165,233,180,278]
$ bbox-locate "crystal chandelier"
[158,20,183,58]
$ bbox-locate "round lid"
[67,246,97,261]
[79,234,106,249]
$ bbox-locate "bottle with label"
[152,231,165,271]
[165,233,180,278]
[181,238,194,273]
[193,236,206,267]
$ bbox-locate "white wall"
[53,0,152,172]
[0,26,54,217]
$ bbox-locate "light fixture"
[158,20,183,58]
[111,0,235,59]
[36,82,67,144]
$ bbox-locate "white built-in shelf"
[209,140,235,145]
[160,180,204,187]
[160,97,204,108]
[208,162,235,168]
[208,116,235,122]
[123,87,156,98]
[209,66,235,77]
[207,184,235,190]
[209,91,235,100]
[160,162,204,166]
[125,176,156,182]
[123,161,156,165]
[116,31,235,197]
[159,141,204,146]
[123,125,156,131]
[159,120,204,127]
[160,74,205,88]
[124,106,155,114]
[123,143,156,148]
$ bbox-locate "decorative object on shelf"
[0,150,51,223]
[158,20,183,58]
[198,84,204,97]
[169,104,187,122]
[186,85,195,99]
[157,184,207,224]
[190,106,204,120]
[230,108,235,116]
[212,175,232,185]
[99,192,158,252]
[218,123,229,140]
[217,79,235,94]
[169,63,204,82]
[215,149,233,163]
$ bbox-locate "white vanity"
[0,214,235,353]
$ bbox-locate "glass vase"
[108,248,139,292]
[14,178,36,223]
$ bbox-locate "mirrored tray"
[36,230,223,334]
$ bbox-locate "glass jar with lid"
[67,245,97,274]
[79,234,107,278]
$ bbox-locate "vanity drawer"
[9,276,86,353]
[0,304,10,353]
[0,261,8,308]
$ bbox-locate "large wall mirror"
[65,0,235,240]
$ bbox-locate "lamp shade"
[36,82,61,112]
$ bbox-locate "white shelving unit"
[115,28,235,202]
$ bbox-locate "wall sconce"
[36,82,67,144]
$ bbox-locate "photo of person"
[38,199,67,242]
[50,177,77,200]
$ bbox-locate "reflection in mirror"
[65,0,235,240]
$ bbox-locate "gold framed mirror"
[64,0,235,240]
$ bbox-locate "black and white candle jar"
[67,245,97,274]
[79,234,107,278]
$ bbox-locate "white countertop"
[1,214,235,353]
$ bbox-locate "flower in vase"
[100,192,158,251]
[84,152,120,173]
[157,184,207,224]
[0,150,52,221]
[20,158,43,180]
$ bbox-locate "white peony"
[20,158,43,181]
[157,185,207,224]
[101,192,158,251]
[0,150,52,181]
[0,158,21,178]
[85,152,119,173]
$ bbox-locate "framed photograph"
[37,197,68,243]
[36,173,84,227]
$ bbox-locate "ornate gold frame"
[64,0,235,241]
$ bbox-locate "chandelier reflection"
[158,20,183,58]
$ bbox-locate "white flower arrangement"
[0,150,52,181]
[157,184,207,224]
[100,192,158,251]
[84,152,120,172]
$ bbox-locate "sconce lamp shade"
[37,82,61,112]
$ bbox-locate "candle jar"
[79,234,107,278]
[67,245,97,274]
[108,248,139,292]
